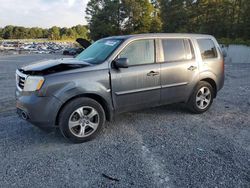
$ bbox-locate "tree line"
[0,25,89,40]
[86,0,250,43]
[1,0,249,44]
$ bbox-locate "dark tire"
[187,81,214,114]
[59,97,106,143]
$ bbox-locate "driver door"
[110,39,161,113]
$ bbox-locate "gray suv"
[16,34,224,143]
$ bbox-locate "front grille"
[18,75,25,89]
[16,70,27,91]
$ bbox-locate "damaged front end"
[18,58,91,76]
[16,58,91,92]
[19,63,89,76]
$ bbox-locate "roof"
[105,33,214,40]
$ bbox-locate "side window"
[119,39,155,66]
[162,39,186,62]
[197,39,218,59]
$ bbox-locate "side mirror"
[113,58,129,68]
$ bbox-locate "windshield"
[76,39,123,64]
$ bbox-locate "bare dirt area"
[0,54,249,187]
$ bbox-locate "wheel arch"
[187,76,218,103]
[198,71,218,98]
[55,93,113,126]
[200,78,217,98]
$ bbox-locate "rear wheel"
[187,81,214,113]
[59,97,105,143]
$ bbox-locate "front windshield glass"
[76,39,122,64]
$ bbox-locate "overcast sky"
[0,0,89,28]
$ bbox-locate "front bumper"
[16,89,62,129]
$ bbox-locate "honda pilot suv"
[16,34,224,143]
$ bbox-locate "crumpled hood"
[20,58,91,75]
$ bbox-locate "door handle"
[188,66,197,71]
[147,71,159,76]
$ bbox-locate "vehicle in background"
[63,48,83,55]
[15,33,224,143]
[0,40,76,54]
[63,38,91,56]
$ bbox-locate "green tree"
[158,0,250,40]
[72,25,89,39]
[149,0,162,32]
[48,26,61,40]
[86,0,121,40]
[150,16,162,33]
[28,27,44,39]
[241,0,250,39]
[0,25,89,40]
[86,0,161,40]
[159,0,189,33]
[13,27,28,38]
[66,28,76,39]
[121,0,155,34]
[2,25,14,39]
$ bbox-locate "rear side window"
[197,39,218,59]
[162,39,186,62]
[119,39,155,66]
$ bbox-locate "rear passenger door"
[159,38,199,104]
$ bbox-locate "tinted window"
[162,39,186,62]
[197,39,218,59]
[119,40,155,66]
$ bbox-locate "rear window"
[197,39,218,59]
[162,39,186,62]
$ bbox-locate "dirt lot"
[0,54,249,187]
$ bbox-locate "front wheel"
[187,81,214,114]
[59,97,106,143]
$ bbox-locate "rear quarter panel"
[193,36,225,91]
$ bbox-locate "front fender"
[47,81,113,125]
[39,68,112,122]
[51,81,111,104]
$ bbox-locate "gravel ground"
[0,54,249,188]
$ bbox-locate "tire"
[187,81,214,114]
[59,97,106,143]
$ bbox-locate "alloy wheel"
[196,86,212,110]
[68,106,99,138]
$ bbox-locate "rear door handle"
[188,66,197,71]
[147,71,159,76]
